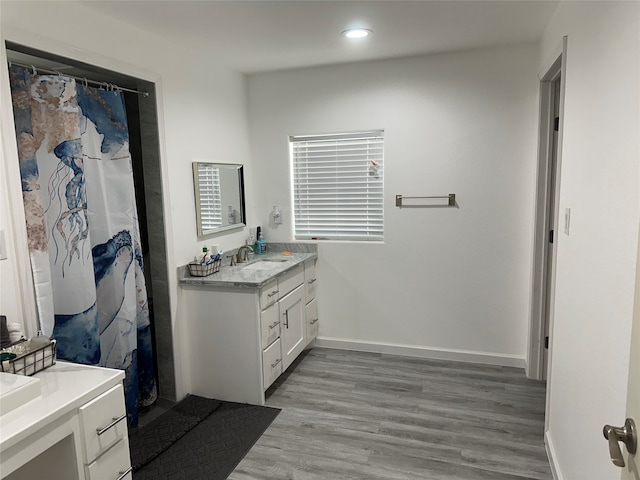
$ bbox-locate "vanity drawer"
[304,260,317,303]
[85,437,132,480]
[260,302,280,347]
[262,338,282,390]
[278,265,304,298]
[306,297,319,340]
[79,383,128,463]
[260,279,279,309]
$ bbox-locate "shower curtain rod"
[8,61,149,97]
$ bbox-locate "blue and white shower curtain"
[9,66,157,427]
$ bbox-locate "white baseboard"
[315,337,525,368]
[545,430,563,480]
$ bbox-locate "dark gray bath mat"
[132,399,280,480]
[129,395,222,471]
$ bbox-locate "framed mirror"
[193,162,246,237]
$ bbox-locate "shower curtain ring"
[83,78,89,88]
[31,64,37,76]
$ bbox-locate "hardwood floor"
[229,347,551,480]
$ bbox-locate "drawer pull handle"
[282,311,289,328]
[116,466,133,480]
[308,278,317,284]
[96,413,127,435]
[310,318,319,325]
[268,321,280,329]
[267,290,279,298]
[271,358,282,368]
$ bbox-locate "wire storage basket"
[188,259,221,277]
[1,339,56,376]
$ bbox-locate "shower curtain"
[9,65,157,427]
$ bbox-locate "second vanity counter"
[178,251,317,289]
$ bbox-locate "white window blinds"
[290,131,384,241]
[196,163,222,230]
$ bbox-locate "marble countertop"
[178,250,317,289]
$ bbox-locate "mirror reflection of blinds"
[197,164,223,229]
[291,131,384,241]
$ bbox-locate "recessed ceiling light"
[342,29,372,39]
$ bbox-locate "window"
[290,131,384,241]
[195,162,222,231]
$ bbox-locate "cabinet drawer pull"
[282,311,289,328]
[96,413,127,435]
[310,318,319,325]
[116,467,133,480]
[271,358,282,368]
[268,321,280,330]
[308,278,317,284]
[267,290,279,298]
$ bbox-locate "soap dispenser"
[272,206,282,225]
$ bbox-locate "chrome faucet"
[236,245,253,263]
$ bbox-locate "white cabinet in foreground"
[0,362,130,480]
[183,258,318,405]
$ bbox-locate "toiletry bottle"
[201,246,208,263]
[255,226,261,253]
[256,231,266,255]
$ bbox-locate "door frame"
[527,41,567,382]
[621,222,640,479]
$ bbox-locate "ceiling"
[84,0,560,73]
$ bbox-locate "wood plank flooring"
[229,347,551,480]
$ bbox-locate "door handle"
[96,413,127,436]
[603,418,637,467]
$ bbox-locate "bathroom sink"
[242,259,289,270]
[0,372,41,416]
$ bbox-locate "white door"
[621,226,640,480]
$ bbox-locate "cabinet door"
[279,284,306,371]
[306,297,319,341]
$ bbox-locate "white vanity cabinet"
[1,363,130,480]
[182,255,318,406]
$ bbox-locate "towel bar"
[395,194,456,207]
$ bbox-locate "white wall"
[539,2,640,479]
[0,125,22,327]
[248,44,539,365]
[0,1,256,397]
